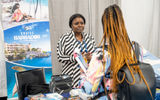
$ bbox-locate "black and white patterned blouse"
[57,31,96,87]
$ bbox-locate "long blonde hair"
[100,4,153,98]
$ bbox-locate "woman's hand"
[82,52,92,62]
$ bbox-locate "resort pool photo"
[6,56,52,98]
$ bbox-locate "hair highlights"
[101,4,153,98]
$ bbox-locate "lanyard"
[78,40,88,53]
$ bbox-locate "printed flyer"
[1,0,52,98]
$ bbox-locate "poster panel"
[1,0,52,98]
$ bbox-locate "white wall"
[0,0,7,96]
[0,23,7,97]
[121,0,153,49]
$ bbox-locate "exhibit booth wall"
[48,0,160,75]
[0,3,7,97]
[0,0,160,97]
[48,0,121,75]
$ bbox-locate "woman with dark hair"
[57,13,96,88]
[11,3,23,22]
[11,3,20,14]
[10,3,32,22]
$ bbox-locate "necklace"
[77,40,88,53]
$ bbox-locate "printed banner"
[1,0,52,98]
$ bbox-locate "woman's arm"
[89,34,96,53]
[57,34,75,63]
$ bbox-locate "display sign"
[1,0,52,98]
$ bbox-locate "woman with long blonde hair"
[100,4,154,99]
[78,4,155,100]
